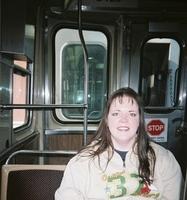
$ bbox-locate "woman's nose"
[119,113,128,123]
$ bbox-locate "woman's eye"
[130,112,136,117]
[112,112,119,116]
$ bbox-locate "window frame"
[54,28,108,123]
[13,61,32,131]
[139,36,182,108]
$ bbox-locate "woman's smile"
[117,126,130,131]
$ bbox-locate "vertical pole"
[78,0,89,146]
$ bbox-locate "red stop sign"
[147,120,164,136]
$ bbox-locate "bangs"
[115,95,136,105]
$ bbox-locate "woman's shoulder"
[150,141,171,156]
[150,142,182,190]
[67,143,98,166]
[150,141,180,170]
[65,152,92,172]
[66,140,108,170]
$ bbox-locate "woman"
[55,87,183,200]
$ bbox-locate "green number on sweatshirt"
[107,175,126,198]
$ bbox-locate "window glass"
[140,38,180,107]
[14,60,27,69]
[13,60,30,128]
[55,29,108,121]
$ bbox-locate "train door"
[40,7,115,164]
[142,36,186,173]
[124,19,187,175]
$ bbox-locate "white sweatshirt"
[55,142,183,200]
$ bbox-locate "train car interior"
[0,0,187,199]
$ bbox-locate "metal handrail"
[145,106,183,110]
[5,149,78,165]
[78,0,89,146]
[0,104,86,110]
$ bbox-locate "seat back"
[1,164,65,200]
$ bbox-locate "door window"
[55,29,108,121]
[140,38,180,107]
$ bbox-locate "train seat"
[1,164,65,200]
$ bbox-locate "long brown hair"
[82,87,156,184]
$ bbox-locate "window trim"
[53,27,108,123]
[139,35,183,108]
[13,62,32,131]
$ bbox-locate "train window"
[140,38,180,107]
[13,60,30,128]
[55,29,107,121]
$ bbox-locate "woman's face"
[107,95,140,151]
